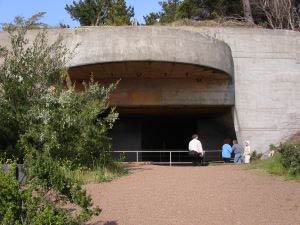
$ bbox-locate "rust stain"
[131,91,162,104]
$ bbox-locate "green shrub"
[19,80,118,168]
[0,156,100,225]
[256,155,288,176]
[251,150,263,161]
[0,14,119,224]
[271,143,300,176]
[0,13,71,161]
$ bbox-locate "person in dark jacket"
[232,139,242,164]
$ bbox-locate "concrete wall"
[95,78,234,106]
[1,26,299,153]
[0,27,234,77]
[179,27,300,152]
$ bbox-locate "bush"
[270,143,300,176]
[256,154,288,177]
[251,150,263,161]
[0,13,71,161]
[19,80,118,168]
[0,14,119,224]
[1,157,100,225]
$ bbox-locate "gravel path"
[85,164,300,225]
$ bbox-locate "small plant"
[270,142,300,176]
[252,142,300,180]
[0,157,101,225]
[251,150,263,161]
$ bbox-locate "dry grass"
[157,18,262,28]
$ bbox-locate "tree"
[143,12,160,25]
[254,0,300,29]
[65,0,134,26]
[20,80,118,168]
[106,0,134,25]
[0,12,70,159]
[242,0,254,23]
[0,13,119,166]
[159,0,183,23]
[180,0,243,19]
[143,0,244,24]
[0,14,111,224]
[65,0,111,26]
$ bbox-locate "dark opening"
[111,108,236,162]
[141,116,197,150]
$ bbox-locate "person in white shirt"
[243,140,251,163]
[188,134,205,166]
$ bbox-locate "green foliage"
[0,13,70,160]
[251,150,263,161]
[179,0,243,20]
[68,161,128,183]
[106,0,134,25]
[143,0,243,25]
[0,157,100,225]
[143,12,160,25]
[0,14,121,224]
[159,0,183,24]
[255,155,289,176]
[65,0,134,26]
[0,164,22,224]
[271,143,300,176]
[19,81,118,168]
[252,143,300,180]
[1,12,49,30]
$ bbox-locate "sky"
[0,0,161,27]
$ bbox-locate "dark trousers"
[189,151,203,166]
[223,157,230,163]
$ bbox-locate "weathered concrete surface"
[71,61,234,106]
[179,27,300,152]
[1,26,299,153]
[77,78,234,106]
[0,27,234,77]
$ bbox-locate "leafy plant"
[0,12,70,160]
[251,150,263,161]
[0,13,121,224]
[19,80,118,168]
[65,0,134,26]
[0,157,100,225]
[270,143,300,176]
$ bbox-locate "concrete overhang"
[0,27,234,79]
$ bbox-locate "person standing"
[232,140,242,164]
[188,134,204,166]
[244,140,251,163]
[222,139,232,163]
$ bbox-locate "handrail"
[112,150,222,166]
[113,150,221,153]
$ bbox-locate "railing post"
[169,152,172,166]
[136,152,139,163]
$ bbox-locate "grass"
[65,161,128,184]
[250,155,300,181]
[156,18,261,28]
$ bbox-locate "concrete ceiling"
[69,61,230,81]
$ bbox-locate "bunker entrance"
[112,107,236,162]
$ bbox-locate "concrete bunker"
[66,26,235,162]
[69,59,235,162]
[1,26,299,154]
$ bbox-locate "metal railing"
[112,150,223,166]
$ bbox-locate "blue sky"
[0,0,161,26]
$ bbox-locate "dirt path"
[85,164,300,225]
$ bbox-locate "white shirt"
[188,139,203,154]
[244,146,251,156]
